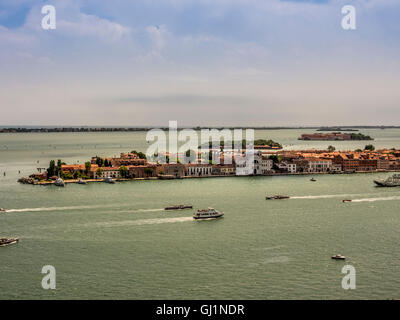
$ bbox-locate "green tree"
[96,157,104,167]
[144,168,154,176]
[47,160,56,177]
[327,145,336,152]
[96,167,103,179]
[73,171,82,179]
[56,159,62,176]
[365,144,375,151]
[85,161,91,174]
[132,150,147,159]
[269,155,282,163]
[119,166,129,178]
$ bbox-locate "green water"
[0,129,399,299]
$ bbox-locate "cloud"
[0,0,399,125]
[56,12,131,41]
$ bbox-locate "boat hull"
[266,196,290,200]
[374,180,399,187]
[0,238,19,247]
[193,213,224,220]
[165,205,193,210]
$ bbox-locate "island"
[17,145,400,185]
[299,132,373,141]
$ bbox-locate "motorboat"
[374,174,400,187]
[0,238,19,247]
[104,177,115,184]
[165,205,193,210]
[0,208,6,213]
[342,199,352,203]
[266,195,290,200]
[310,178,317,182]
[77,179,87,185]
[331,254,346,260]
[193,208,224,220]
[54,178,65,187]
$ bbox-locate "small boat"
[266,195,290,200]
[54,178,65,187]
[342,199,352,203]
[0,208,6,213]
[310,178,317,182]
[0,238,19,247]
[193,208,224,220]
[331,254,346,260]
[165,205,193,210]
[77,179,87,185]
[104,177,115,184]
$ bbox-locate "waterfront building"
[333,154,359,172]
[261,156,274,173]
[128,165,157,178]
[185,164,213,177]
[292,159,309,173]
[157,163,185,178]
[331,163,342,172]
[94,167,121,179]
[306,158,332,173]
[286,162,297,174]
[110,153,147,166]
[220,164,235,175]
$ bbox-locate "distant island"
[317,127,358,132]
[199,139,282,150]
[299,132,373,141]
[1,126,400,133]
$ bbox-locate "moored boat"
[165,205,193,210]
[266,195,290,200]
[331,254,346,260]
[77,179,87,185]
[104,177,115,184]
[0,237,19,247]
[54,178,65,187]
[193,208,224,220]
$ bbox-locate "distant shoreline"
[1,126,400,133]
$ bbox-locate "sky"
[0,0,399,127]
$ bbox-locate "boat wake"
[291,193,400,201]
[119,208,165,213]
[85,216,193,228]
[5,205,105,213]
[290,194,363,200]
[351,196,400,203]
[4,206,165,214]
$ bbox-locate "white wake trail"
[290,194,363,200]
[5,206,165,214]
[6,205,105,213]
[351,196,400,203]
[85,216,193,228]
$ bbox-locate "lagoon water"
[0,129,399,299]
